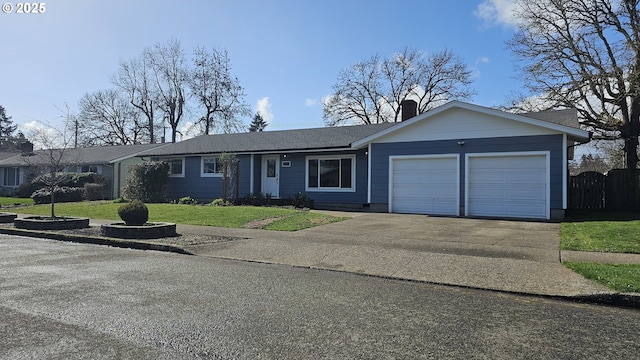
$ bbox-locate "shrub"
[122,161,169,203]
[289,192,314,209]
[31,187,84,204]
[83,183,104,201]
[112,197,128,203]
[240,193,272,206]
[117,200,149,226]
[178,196,198,205]
[210,198,232,206]
[15,182,39,198]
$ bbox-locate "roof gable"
[352,101,590,147]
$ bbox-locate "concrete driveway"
[183,212,612,297]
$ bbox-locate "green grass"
[8,201,344,231]
[265,212,348,231]
[0,197,34,206]
[560,212,640,253]
[564,262,640,293]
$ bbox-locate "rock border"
[100,222,177,239]
[15,216,89,230]
[0,212,17,223]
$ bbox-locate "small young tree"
[22,119,79,218]
[122,161,169,203]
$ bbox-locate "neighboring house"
[138,100,590,220]
[0,143,165,199]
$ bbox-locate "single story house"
[138,101,590,220]
[0,143,165,198]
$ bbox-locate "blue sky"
[0,0,518,138]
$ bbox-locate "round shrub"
[117,200,149,226]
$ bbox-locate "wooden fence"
[568,169,640,211]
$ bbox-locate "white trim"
[305,154,356,193]
[562,134,568,209]
[250,154,254,194]
[261,155,280,197]
[465,151,550,220]
[167,157,185,178]
[351,100,590,148]
[388,154,460,214]
[200,156,223,178]
[367,143,372,203]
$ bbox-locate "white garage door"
[390,155,459,215]
[466,153,548,219]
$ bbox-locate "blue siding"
[164,151,369,204]
[371,134,565,209]
[278,150,368,204]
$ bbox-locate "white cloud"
[19,121,64,149]
[255,97,274,122]
[177,121,199,141]
[474,0,519,27]
[305,98,318,107]
[476,56,490,64]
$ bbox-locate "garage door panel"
[391,156,458,215]
[467,154,548,219]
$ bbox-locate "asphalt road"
[1,235,639,359]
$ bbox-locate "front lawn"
[8,201,346,231]
[0,197,34,206]
[564,262,640,293]
[560,212,640,253]
[561,212,640,293]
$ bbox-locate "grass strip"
[564,261,640,293]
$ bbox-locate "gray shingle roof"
[0,143,164,167]
[521,108,580,129]
[138,123,398,157]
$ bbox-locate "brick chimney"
[401,100,417,121]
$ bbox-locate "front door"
[261,155,280,198]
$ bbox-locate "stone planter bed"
[100,222,177,239]
[15,216,89,230]
[0,212,17,223]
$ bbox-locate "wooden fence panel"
[569,169,640,212]
[568,171,605,210]
[605,169,640,212]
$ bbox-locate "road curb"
[0,227,193,256]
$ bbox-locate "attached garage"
[389,155,459,215]
[466,152,549,219]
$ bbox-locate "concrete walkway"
[5,212,639,306]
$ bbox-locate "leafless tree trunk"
[323,48,474,125]
[147,39,187,143]
[189,47,250,135]
[112,55,157,143]
[507,0,640,169]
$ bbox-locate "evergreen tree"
[0,105,17,151]
[249,112,268,132]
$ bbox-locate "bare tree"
[147,39,187,143]
[77,89,145,146]
[507,0,640,169]
[22,117,79,218]
[112,55,158,143]
[323,48,474,125]
[189,47,250,135]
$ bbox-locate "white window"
[81,165,99,173]
[167,158,184,177]
[201,157,223,177]
[3,167,19,186]
[306,155,355,192]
